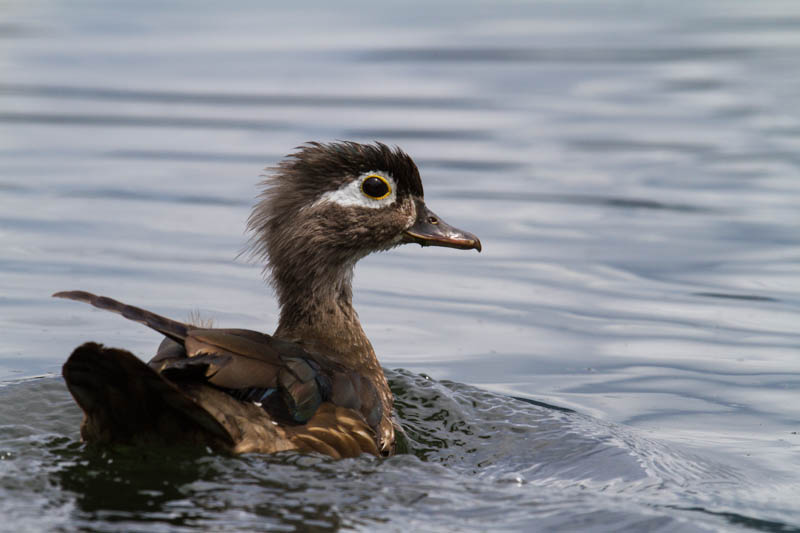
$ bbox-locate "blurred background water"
[1,0,799,531]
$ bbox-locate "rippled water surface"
[1,1,799,531]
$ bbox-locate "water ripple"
[0,372,784,532]
[451,190,711,213]
[60,188,248,206]
[0,84,490,110]
[362,46,753,63]
[0,112,288,131]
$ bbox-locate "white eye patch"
[311,171,397,210]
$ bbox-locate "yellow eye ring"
[361,174,392,200]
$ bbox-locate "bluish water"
[1,1,799,531]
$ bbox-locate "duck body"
[56,142,480,458]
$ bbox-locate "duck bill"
[402,203,482,252]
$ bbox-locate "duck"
[54,141,481,458]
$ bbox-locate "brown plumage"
[56,141,481,458]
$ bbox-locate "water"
[1,0,799,530]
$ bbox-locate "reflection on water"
[1,0,800,530]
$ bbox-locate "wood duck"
[55,141,480,458]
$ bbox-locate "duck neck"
[272,259,377,370]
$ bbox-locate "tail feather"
[62,342,234,448]
[53,290,190,343]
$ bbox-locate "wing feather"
[54,291,386,456]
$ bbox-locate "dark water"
[1,1,799,531]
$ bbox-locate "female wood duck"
[55,141,480,458]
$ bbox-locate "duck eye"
[361,175,391,200]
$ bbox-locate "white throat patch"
[311,171,397,210]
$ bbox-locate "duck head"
[247,141,480,330]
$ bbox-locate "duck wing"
[55,291,381,457]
